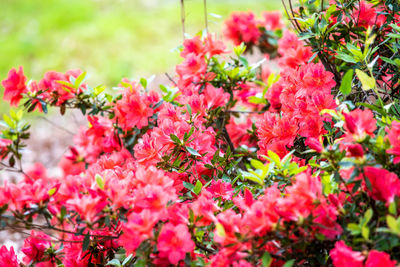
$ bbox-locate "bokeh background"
[1,0,281,87]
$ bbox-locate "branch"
[180,0,186,41]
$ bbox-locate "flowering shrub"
[1,1,400,266]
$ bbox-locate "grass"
[0,0,281,88]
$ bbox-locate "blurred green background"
[1,0,281,87]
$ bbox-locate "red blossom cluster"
[0,2,400,266]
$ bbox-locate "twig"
[180,0,186,41]
[203,0,208,33]
[39,116,75,135]
[165,72,178,87]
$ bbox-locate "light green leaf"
[262,252,272,267]
[355,69,375,91]
[95,174,105,190]
[215,223,226,237]
[387,215,398,234]
[48,187,57,196]
[186,146,201,157]
[193,180,203,195]
[283,259,295,267]
[106,259,121,266]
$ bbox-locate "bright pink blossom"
[2,66,27,106]
[386,121,400,164]
[363,167,400,204]
[0,246,19,267]
[365,250,397,267]
[157,223,195,265]
[22,230,52,264]
[330,241,365,267]
[224,12,261,45]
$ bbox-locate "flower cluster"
[1,1,400,266]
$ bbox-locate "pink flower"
[2,66,27,106]
[22,230,52,263]
[113,84,156,130]
[353,1,386,28]
[0,246,19,267]
[365,250,397,267]
[157,223,195,264]
[256,112,298,157]
[363,167,400,204]
[119,209,158,254]
[207,179,234,201]
[66,193,107,223]
[386,121,400,164]
[343,109,376,141]
[38,70,85,105]
[330,241,365,267]
[262,11,284,31]
[0,138,12,159]
[224,12,261,45]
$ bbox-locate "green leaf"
[82,233,90,252]
[339,69,354,96]
[193,180,203,195]
[122,254,133,266]
[186,146,201,157]
[262,252,272,267]
[364,208,373,224]
[183,181,195,191]
[95,174,105,190]
[347,223,360,232]
[240,170,264,185]
[170,134,181,144]
[250,159,265,170]
[336,52,357,63]
[283,259,295,267]
[48,187,57,197]
[106,259,121,266]
[355,69,375,91]
[361,225,370,240]
[389,201,397,216]
[74,71,87,88]
[215,223,226,237]
[186,104,192,117]
[267,150,281,167]
[387,215,399,234]
[140,77,147,88]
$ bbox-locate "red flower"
[0,246,19,267]
[21,230,52,263]
[2,66,27,106]
[365,250,397,267]
[330,241,365,267]
[157,223,195,264]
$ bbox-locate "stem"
[203,0,208,33]
[180,0,186,41]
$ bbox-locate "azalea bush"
[1,1,400,266]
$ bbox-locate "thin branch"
[39,116,75,135]
[203,0,208,33]
[180,0,186,41]
[165,72,178,87]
